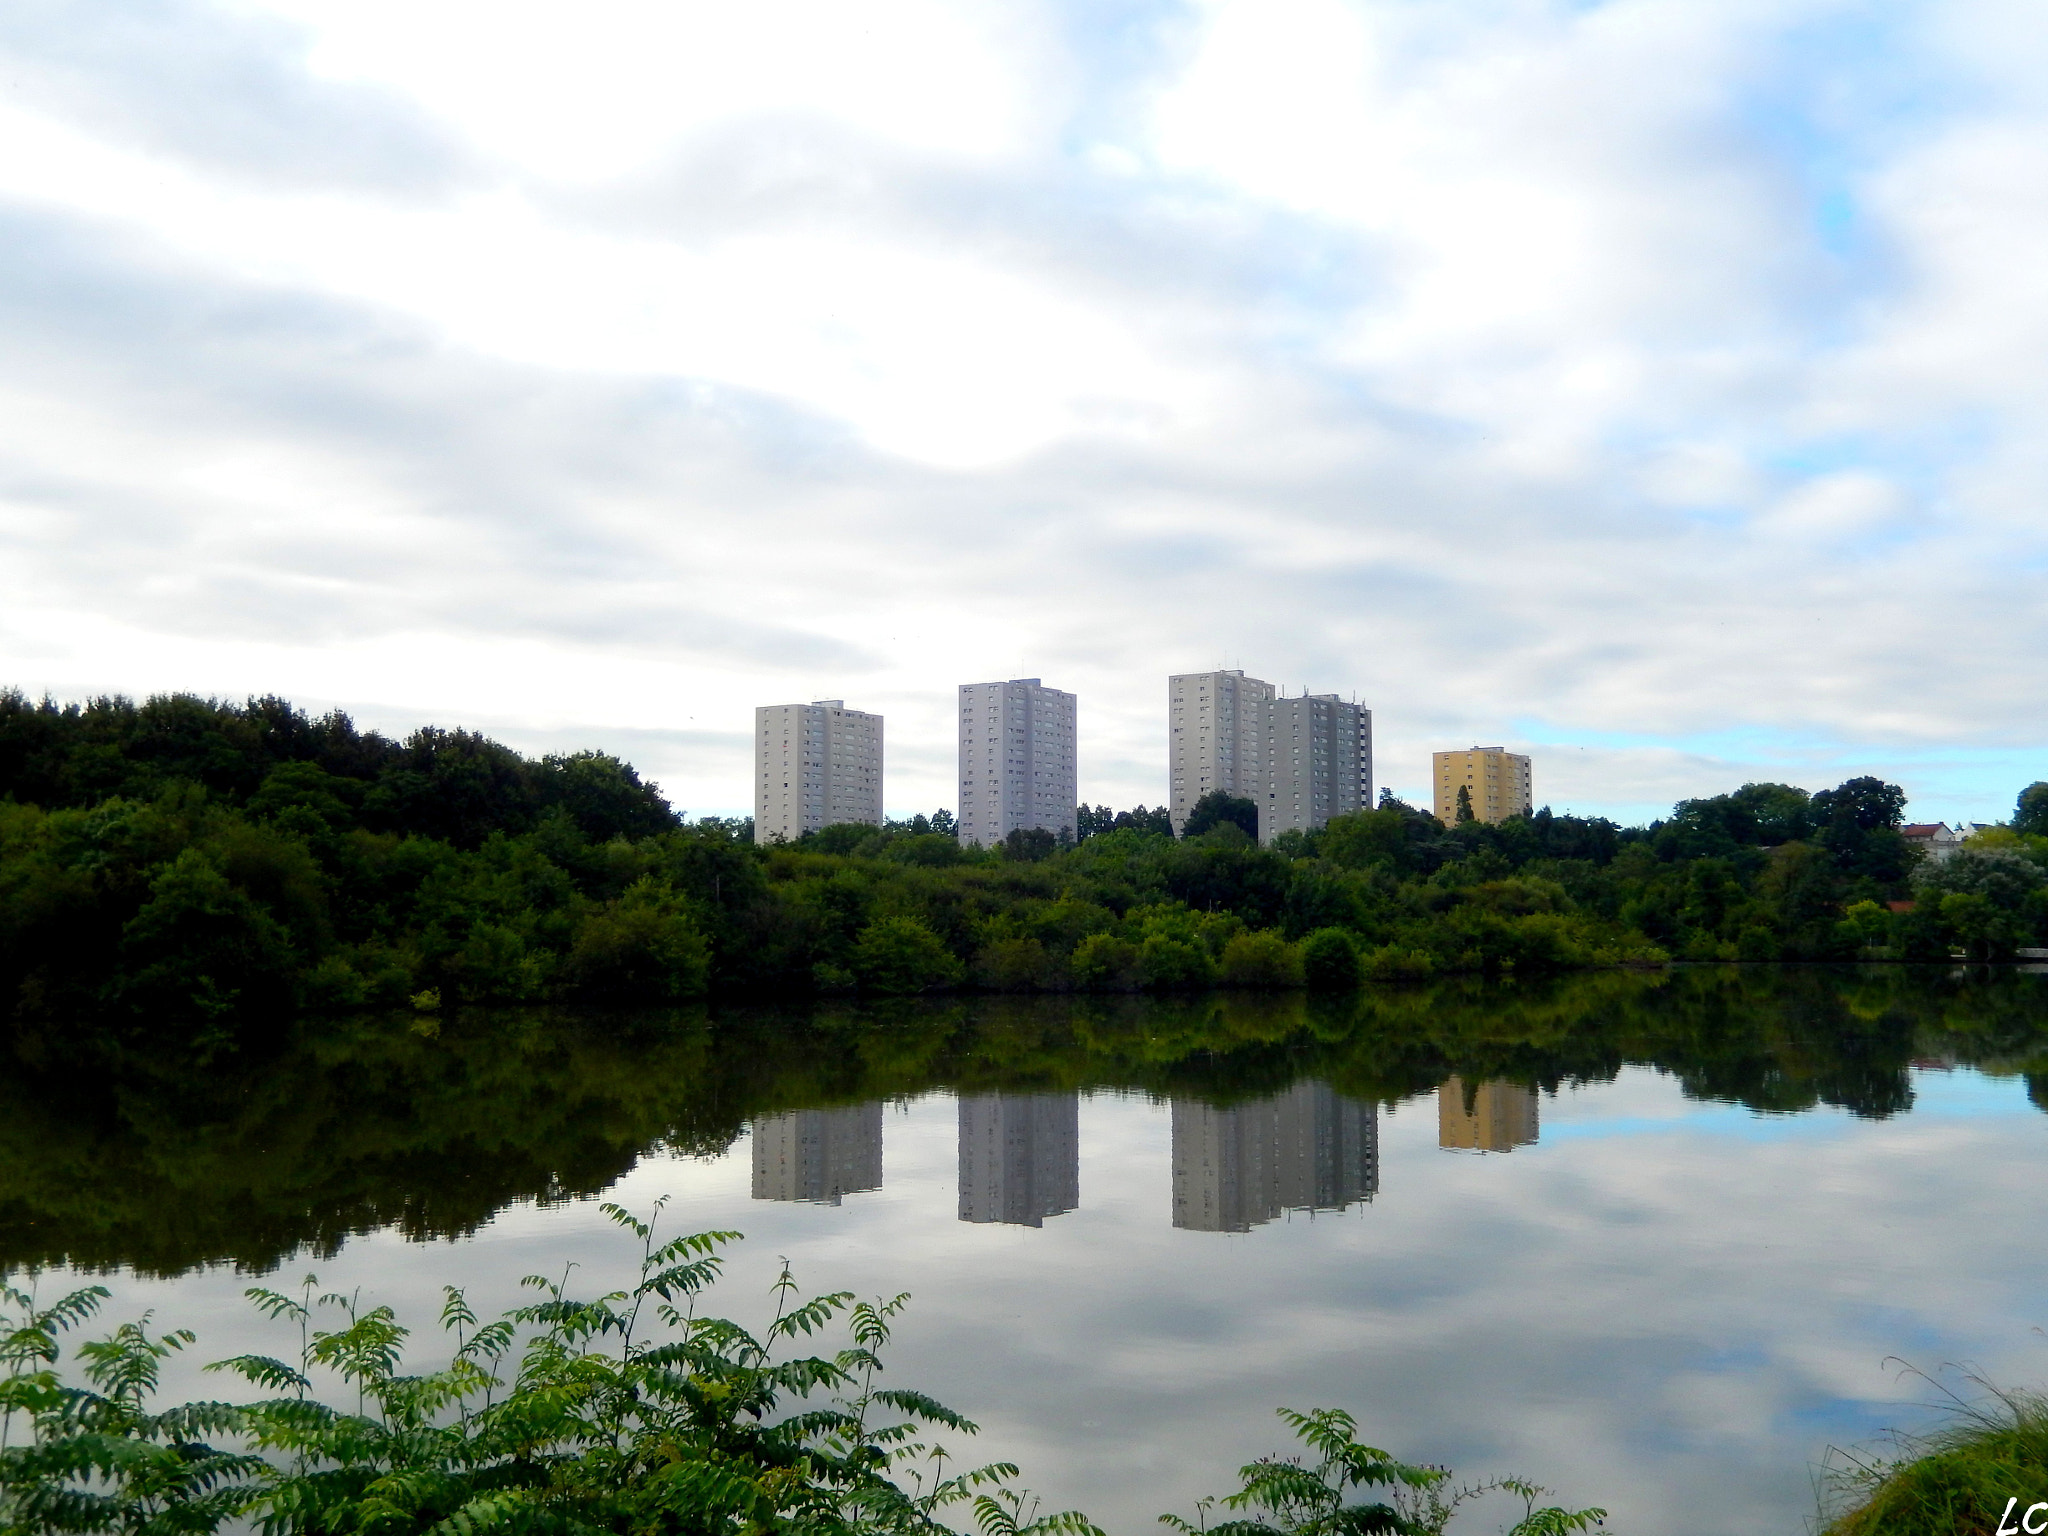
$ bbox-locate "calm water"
[8,967,2048,1534]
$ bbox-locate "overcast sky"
[3,0,2044,823]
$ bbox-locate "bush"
[851,916,965,994]
[1364,944,1435,982]
[563,877,710,1000]
[1302,927,1361,990]
[1139,934,1216,990]
[1069,932,1140,990]
[1218,929,1304,989]
[976,936,1059,991]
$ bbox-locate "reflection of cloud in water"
[1172,1081,1378,1232]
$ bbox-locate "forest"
[2,689,2046,1053]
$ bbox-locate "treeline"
[3,690,2047,1052]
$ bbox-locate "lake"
[6,965,2047,1533]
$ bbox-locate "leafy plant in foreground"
[2,1203,1099,1536]
[1162,1408,1606,1536]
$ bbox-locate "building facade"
[754,700,883,844]
[1169,671,1372,841]
[1168,670,1276,833]
[1431,746,1532,826]
[1262,694,1374,840]
[957,679,1077,848]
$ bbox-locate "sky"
[2,0,2045,824]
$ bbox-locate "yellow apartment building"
[1432,745,1532,825]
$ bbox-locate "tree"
[851,916,965,993]
[1003,827,1058,862]
[1184,791,1258,841]
[1455,785,1475,824]
[930,807,958,836]
[2014,782,2048,837]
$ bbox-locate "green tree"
[1219,930,1305,989]
[1301,928,1361,990]
[564,876,711,999]
[2013,782,2048,837]
[1184,792,1258,841]
[1455,786,1475,824]
[852,917,965,994]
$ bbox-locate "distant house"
[1902,823,1964,862]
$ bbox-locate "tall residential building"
[754,700,883,845]
[957,679,1077,848]
[1432,746,1532,826]
[1262,694,1374,841]
[1169,671,1373,841]
[1171,1081,1378,1233]
[1168,670,1275,833]
[957,1092,1080,1227]
[750,1104,884,1204]
[1437,1077,1539,1153]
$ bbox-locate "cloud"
[1,0,2046,821]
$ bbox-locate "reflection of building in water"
[1437,1077,1539,1152]
[1172,1081,1378,1233]
[750,1105,884,1204]
[958,1093,1080,1227]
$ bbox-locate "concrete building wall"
[1262,694,1373,840]
[957,679,1077,848]
[957,1092,1080,1227]
[1431,746,1532,826]
[1168,670,1276,834]
[754,700,884,845]
[750,1105,885,1204]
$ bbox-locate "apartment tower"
[754,700,883,844]
[1431,746,1532,826]
[1170,670,1373,841]
[958,679,1077,848]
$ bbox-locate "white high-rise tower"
[754,700,883,844]
[957,678,1077,848]
[1169,670,1372,841]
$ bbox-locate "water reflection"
[750,1105,884,1205]
[1172,1082,1378,1231]
[1437,1077,1539,1153]
[957,1093,1080,1227]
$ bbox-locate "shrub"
[1302,927,1361,990]
[1139,933,1216,990]
[1069,932,1140,990]
[563,876,710,1000]
[1219,929,1304,989]
[977,935,1059,991]
[851,915,965,994]
[1363,945,1435,983]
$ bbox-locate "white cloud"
[2,0,2047,820]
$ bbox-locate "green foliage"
[12,687,2047,1025]
[1184,792,1258,842]
[1218,931,1304,989]
[1164,1407,1605,1536]
[0,1206,1089,1536]
[1820,1373,2048,1535]
[1300,929,1360,991]
[854,918,967,995]
[2014,783,2048,839]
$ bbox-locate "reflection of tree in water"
[3,967,2044,1276]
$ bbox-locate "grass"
[1822,1373,2048,1535]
